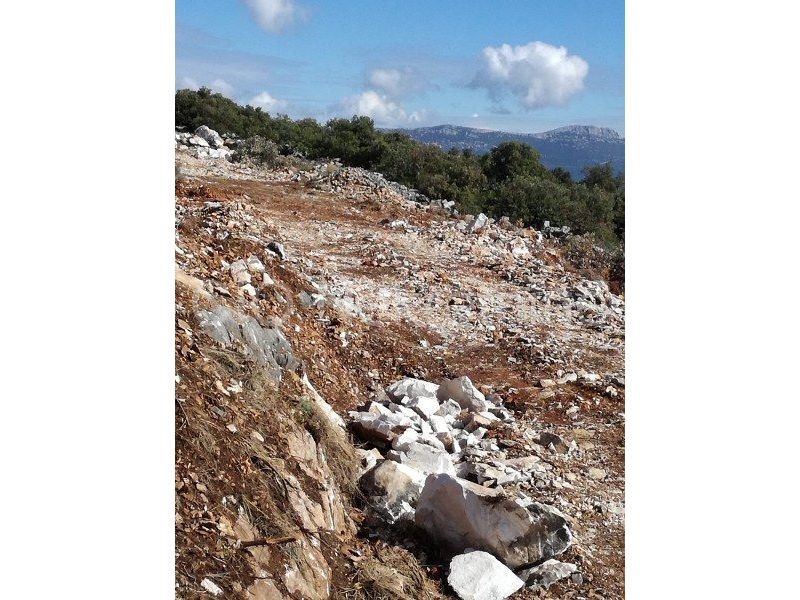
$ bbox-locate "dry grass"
[338,545,441,600]
[305,398,360,498]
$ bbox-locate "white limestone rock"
[393,442,456,476]
[195,125,225,149]
[517,559,578,589]
[447,551,524,600]
[407,395,440,420]
[387,377,440,401]
[230,259,251,286]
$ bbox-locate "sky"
[176,0,624,135]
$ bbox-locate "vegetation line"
[176,88,624,246]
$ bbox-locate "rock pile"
[350,375,580,597]
[294,161,457,212]
[175,125,234,159]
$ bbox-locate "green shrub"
[231,136,280,166]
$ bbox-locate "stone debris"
[175,126,232,159]
[387,377,440,401]
[200,578,223,596]
[467,212,490,233]
[447,551,524,600]
[347,365,582,578]
[517,558,578,590]
[588,467,607,480]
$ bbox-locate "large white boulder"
[447,551,524,600]
[415,473,572,568]
[194,125,225,149]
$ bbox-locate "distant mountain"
[394,124,624,178]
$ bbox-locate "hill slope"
[397,124,625,178]
[175,144,625,599]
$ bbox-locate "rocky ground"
[175,130,624,600]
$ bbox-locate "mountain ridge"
[392,124,625,177]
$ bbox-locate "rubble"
[517,558,578,590]
[175,126,232,159]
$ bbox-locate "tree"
[487,176,569,227]
[481,141,546,183]
[581,163,618,193]
[319,116,384,168]
[551,167,573,185]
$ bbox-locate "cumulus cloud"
[242,0,304,33]
[340,90,426,127]
[179,77,235,97]
[210,79,235,97]
[471,41,588,109]
[249,91,289,112]
[367,67,426,98]
[180,76,200,91]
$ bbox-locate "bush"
[231,136,280,166]
[563,233,610,275]
[487,176,569,227]
[609,245,625,293]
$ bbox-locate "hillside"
[397,125,625,178]
[175,128,625,599]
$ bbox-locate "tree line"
[176,87,624,245]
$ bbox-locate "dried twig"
[238,535,298,549]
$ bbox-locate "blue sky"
[176,0,624,134]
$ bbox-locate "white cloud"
[472,41,588,109]
[339,90,426,127]
[178,77,235,97]
[367,67,424,98]
[180,77,199,91]
[242,0,304,33]
[210,79,235,97]
[249,91,289,112]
